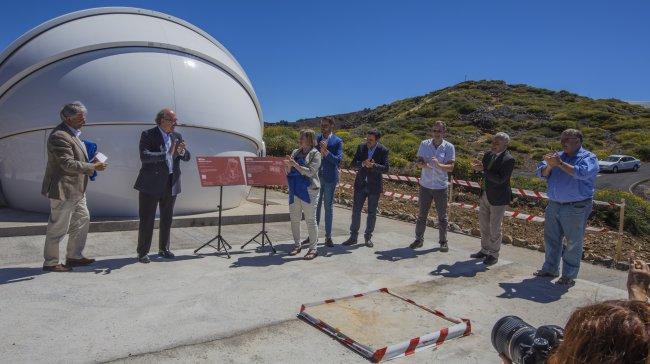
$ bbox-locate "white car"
[598,155,641,173]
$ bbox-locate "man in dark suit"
[342,129,389,248]
[134,108,191,263]
[470,132,515,265]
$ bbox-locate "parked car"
[598,155,641,173]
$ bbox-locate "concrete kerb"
[0,211,291,237]
[629,178,650,195]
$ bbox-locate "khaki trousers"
[289,188,320,250]
[43,195,90,266]
[478,193,507,258]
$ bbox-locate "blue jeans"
[349,187,380,240]
[541,200,593,279]
[316,181,337,238]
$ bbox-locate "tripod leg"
[241,231,263,249]
[217,236,231,259]
[194,235,219,254]
[263,232,276,254]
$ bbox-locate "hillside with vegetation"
[266,80,650,175]
[264,80,650,243]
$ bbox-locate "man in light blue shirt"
[410,121,455,252]
[533,129,599,286]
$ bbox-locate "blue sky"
[1,0,648,122]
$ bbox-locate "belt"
[551,198,591,206]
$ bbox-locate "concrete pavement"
[0,202,628,363]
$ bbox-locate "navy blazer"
[134,127,191,197]
[351,142,389,194]
[317,133,343,183]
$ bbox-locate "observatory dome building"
[0,7,264,216]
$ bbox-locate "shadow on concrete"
[229,242,362,268]
[497,277,569,303]
[0,254,203,284]
[430,259,488,278]
[375,247,438,262]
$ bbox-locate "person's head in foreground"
[547,299,649,364]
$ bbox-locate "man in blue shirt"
[314,117,343,247]
[534,129,599,286]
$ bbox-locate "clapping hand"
[319,140,329,156]
[544,152,561,167]
[175,141,187,156]
[362,158,374,168]
[628,251,650,302]
[471,159,483,172]
[431,157,440,168]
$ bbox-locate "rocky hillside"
[271,80,650,173]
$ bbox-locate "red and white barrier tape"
[339,169,622,208]
[336,183,608,233]
[299,288,471,362]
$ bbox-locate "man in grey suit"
[470,132,515,266]
[134,108,191,263]
[41,101,107,272]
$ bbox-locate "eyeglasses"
[560,137,579,142]
[432,129,443,133]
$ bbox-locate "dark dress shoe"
[324,237,334,247]
[159,250,175,259]
[300,238,310,246]
[342,237,357,246]
[43,264,72,272]
[138,255,151,264]
[533,270,559,278]
[364,239,374,248]
[470,251,487,259]
[439,241,449,252]
[409,240,423,249]
[556,277,575,287]
[65,257,96,267]
[483,255,498,266]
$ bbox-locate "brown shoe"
[65,257,96,267]
[43,264,72,272]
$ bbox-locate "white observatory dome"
[0,7,265,216]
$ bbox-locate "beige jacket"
[290,147,321,190]
[41,123,95,200]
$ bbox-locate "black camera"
[491,316,564,364]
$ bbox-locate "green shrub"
[593,190,650,236]
[633,145,650,161]
[452,156,474,181]
[508,140,533,153]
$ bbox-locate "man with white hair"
[134,108,191,263]
[41,101,107,272]
[471,132,515,265]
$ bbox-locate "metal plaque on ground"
[298,288,471,362]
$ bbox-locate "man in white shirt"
[410,121,455,252]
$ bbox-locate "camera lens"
[491,316,537,364]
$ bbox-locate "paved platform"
[0,201,627,364]
[0,188,289,237]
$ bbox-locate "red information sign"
[196,156,246,187]
[244,156,288,187]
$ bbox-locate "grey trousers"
[43,195,90,266]
[478,193,507,258]
[290,188,320,250]
[415,186,448,244]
